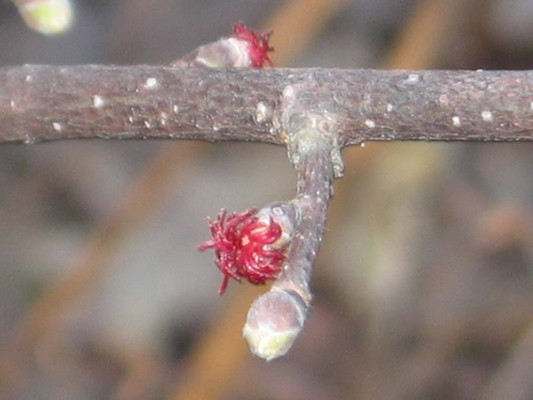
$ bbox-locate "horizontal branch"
[0,65,532,146]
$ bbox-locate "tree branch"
[2,63,532,361]
[1,65,531,146]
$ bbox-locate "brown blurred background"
[0,1,532,399]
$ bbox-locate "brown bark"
[1,66,531,145]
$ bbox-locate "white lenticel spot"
[52,122,62,131]
[255,102,269,123]
[144,120,152,128]
[481,110,493,122]
[144,77,158,89]
[439,94,449,105]
[10,100,16,109]
[272,206,283,216]
[173,105,179,113]
[386,103,393,112]
[406,73,420,84]
[530,101,533,110]
[452,116,461,126]
[92,95,106,108]
[25,75,33,82]
[361,142,366,147]
[364,119,376,128]
[283,85,295,98]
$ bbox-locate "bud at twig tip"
[17,0,73,35]
[242,290,306,361]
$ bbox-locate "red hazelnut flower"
[199,206,292,295]
[172,22,274,69]
[231,23,274,68]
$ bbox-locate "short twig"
[242,82,339,360]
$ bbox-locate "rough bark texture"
[1,65,532,146]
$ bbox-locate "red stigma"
[198,209,286,294]
[231,23,274,68]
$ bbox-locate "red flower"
[231,23,274,68]
[198,208,287,294]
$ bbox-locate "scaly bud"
[242,290,306,361]
[172,23,273,68]
[15,0,73,35]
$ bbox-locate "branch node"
[280,84,344,178]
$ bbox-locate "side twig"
[242,83,339,360]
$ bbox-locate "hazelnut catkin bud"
[172,23,273,69]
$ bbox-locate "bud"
[243,290,306,361]
[172,23,273,69]
[198,202,296,295]
[16,0,73,35]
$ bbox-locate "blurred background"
[0,0,532,399]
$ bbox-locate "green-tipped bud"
[243,290,306,361]
[17,0,73,35]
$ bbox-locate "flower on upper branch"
[231,23,273,68]
[172,23,273,69]
[199,203,296,295]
